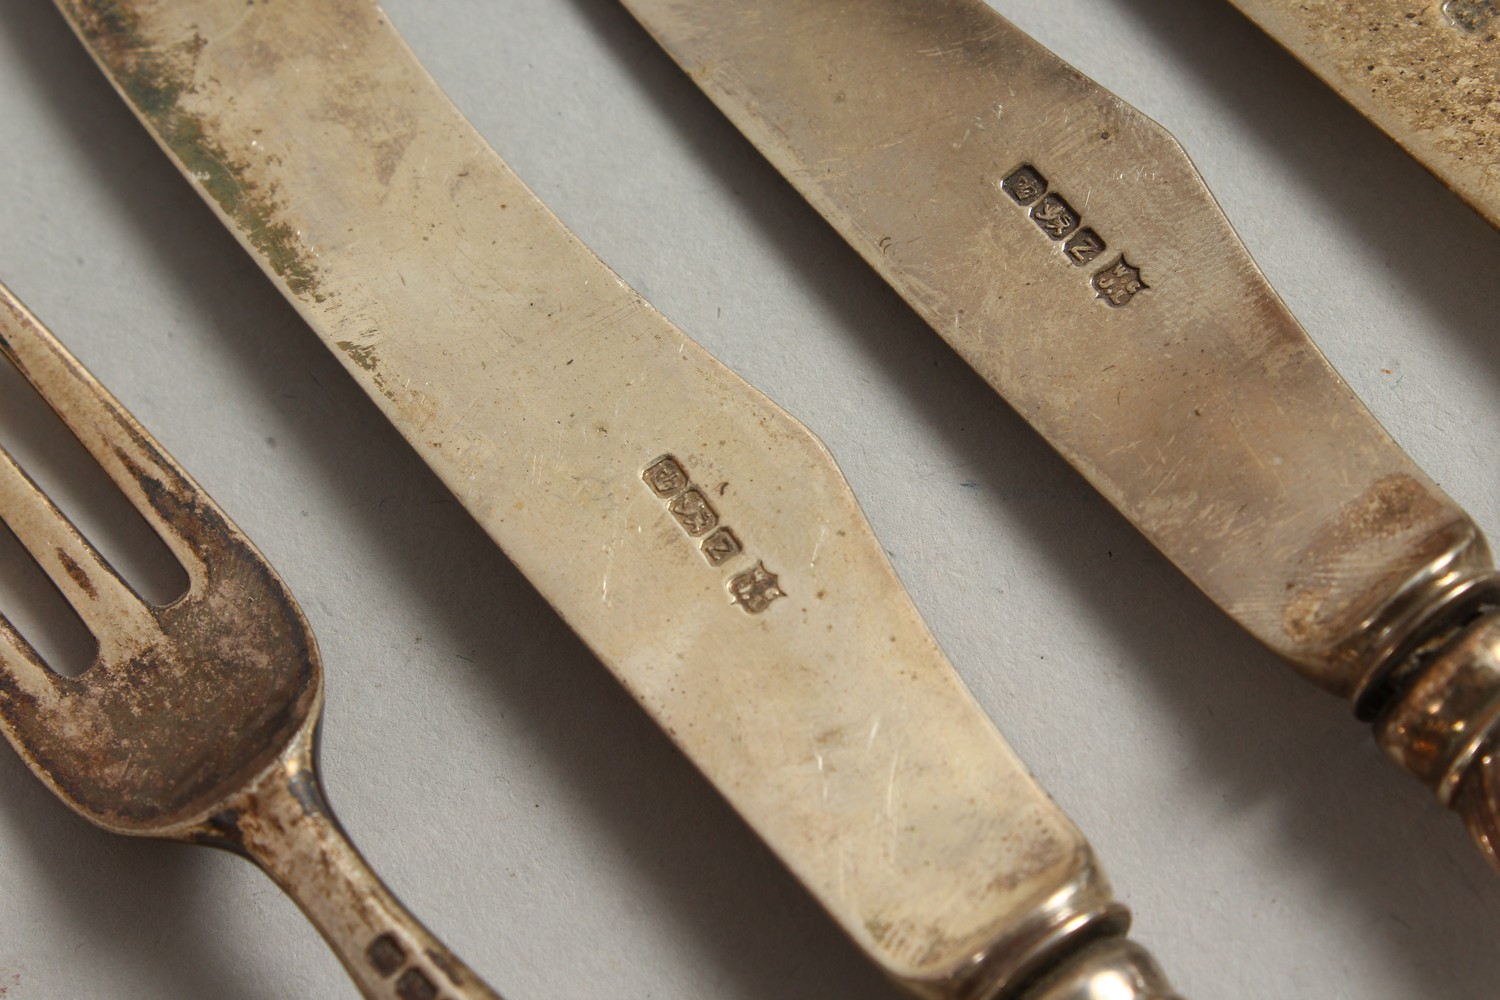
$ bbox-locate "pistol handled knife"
[54,1,1182,996]
[1226,0,1500,232]
[619,0,1500,867]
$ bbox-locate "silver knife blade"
[1225,0,1500,232]
[618,0,1500,862]
[43,0,1180,996]
[6,2,1500,996]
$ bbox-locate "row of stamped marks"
[643,455,785,614]
[1002,164,1146,308]
[366,932,449,1000]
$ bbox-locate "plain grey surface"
[1,1,1499,997]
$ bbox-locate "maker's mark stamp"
[642,455,784,614]
[1093,257,1147,308]
[729,563,785,614]
[1001,163,1146,307]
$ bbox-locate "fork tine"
[0,607,63,704]
[0,441,157,655]
[0,285,217,581]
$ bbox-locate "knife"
[617,0,1500,868]
[1224,0,1500,231]
[49,0,1184,996]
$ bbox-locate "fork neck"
[197,731,504,1000]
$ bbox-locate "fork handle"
[215,742,506,1000]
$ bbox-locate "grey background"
[1,0,1499,997]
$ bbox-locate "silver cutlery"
[1226,0,1500,232]
[621,0,1500,870]
[43,0,1185,996]
[0,283,504,1000]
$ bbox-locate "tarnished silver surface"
[619,0,1481,701]
[0,285,504,1000]
[618,0,1500,859]
[5,1,1500,997]
[43,0,1177,996]
[1226,0,1500,231]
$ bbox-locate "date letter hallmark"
[1446,0,1498,32]
[1001,163,1147,307]
[642,455,784,614]
[701,527,744,566]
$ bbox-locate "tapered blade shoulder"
[621,0,1486,698]
[1227,0,1500,231]
[53,0,1123,992]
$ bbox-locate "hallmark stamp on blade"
[728,563,785,614]
[667,488,718,536]
[1001,164,1146,307]
[643,455,783,613]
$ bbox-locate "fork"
[0,282,505,1000]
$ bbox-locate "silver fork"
[0,282,505,1000]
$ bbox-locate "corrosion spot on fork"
[55,550,98,601]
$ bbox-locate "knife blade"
[1224,0,1500,232]
[618,0,1500,866]
[47,0,1182,996]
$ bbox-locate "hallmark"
[642,455,784,613]
[729,562,785,614]
[1064,228,1107,266]
[365,933,444,1000]
[1001,163,1145,307]
[643,455,690,497]
[1093,257,1147,308]
[667,488,718,536]
[701,527,743,566]
[1001,165,1047,205]
[1445,0,1498,32]
[1031,193,1081,240]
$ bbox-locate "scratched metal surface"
[0,1,1497,998]
[617,0,1483,703]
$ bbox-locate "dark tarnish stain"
[1283,474,1449,648]
[65,0,324,300]
[56,549,99,600]
[335,339,395,401]
[0,421,319,829]
[0,280,513,997]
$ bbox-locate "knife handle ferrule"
[938,899,1184,1000]
[1374,601,1500,870]
[1018,936,1182,1000]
